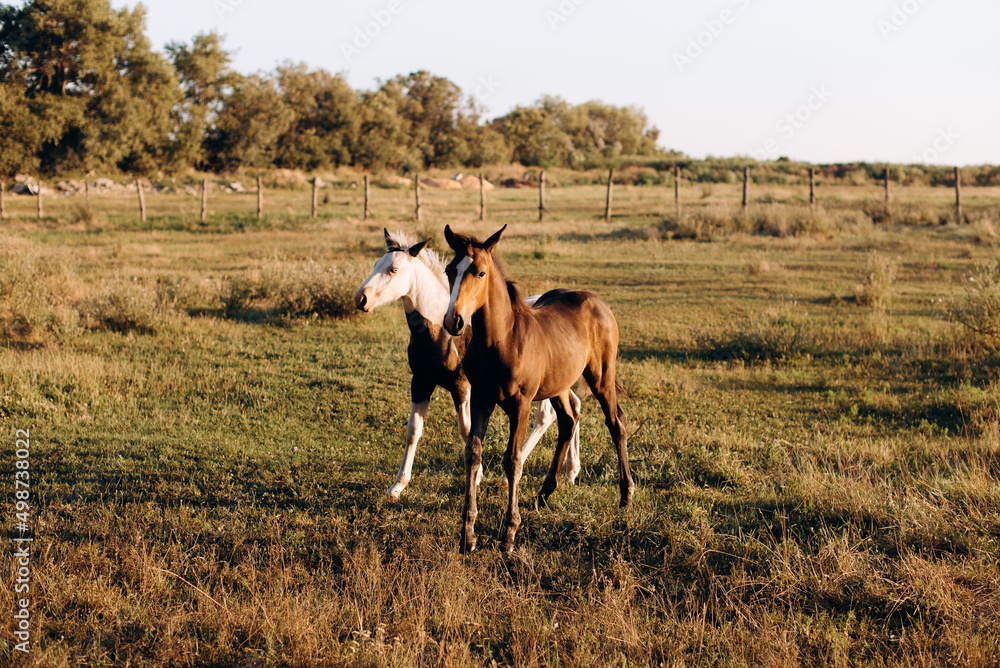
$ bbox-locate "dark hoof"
[535,493,549,510]
[459,537,477,554]
[501,541,515,553]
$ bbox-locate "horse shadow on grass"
[189,306,296,326]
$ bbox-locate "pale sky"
[119,0,998,166]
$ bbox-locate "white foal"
[354,229,581,501]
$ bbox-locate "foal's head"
[354,229,430,312]
[443,224,506,335]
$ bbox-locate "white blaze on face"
[447,256,473,325]
[355,252,402,311]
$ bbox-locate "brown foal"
[443,224,634,553]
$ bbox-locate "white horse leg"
[456,390,472,442]
[561,391,583,485]
[521,399,557,469]
[500,399,557,488]
[387,400,430,501]
[454,389,484,487]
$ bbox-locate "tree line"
[3,0,996,188]
[0,0,661,180]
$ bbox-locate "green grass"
[1,184,999,666]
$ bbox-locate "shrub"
[744,250,778,276]
[262,259,360,320]
[220,275,263,315]
[855,252,898,309]
[968,215,1000,247]
[950,261,1000,346]
[82,278,183,334]
[156,274,219,312]
[694,307,806,362]
[68,202,100,228]
[861,199,892,225]
[0,239,80,343]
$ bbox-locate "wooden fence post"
[955,166,963,224]
[605,168,614,222]
[257,176,263,219]
[200,178,208,222]
[741,167,749,214]
[364,174,370,220]
[884,167,892,214]
[311,178,319,218]
[0,181,5,220]
[674,165,681,217]
[85,180,90,208]
[809,167,816,212]
[37,179,43,219]
[538,171,546,222]
[414,174,422,221]
[479,172,486,221]
[136,177,147,223]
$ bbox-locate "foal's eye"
[478,271,486,278]
[389,267,398,274]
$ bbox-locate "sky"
[117,0,999,166]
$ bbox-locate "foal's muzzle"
[444,313,464,335]
[354,290,370,312]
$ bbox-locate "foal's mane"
[446,230,529,316]
[385,230,448,290]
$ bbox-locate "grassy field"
[2,181,1000,666]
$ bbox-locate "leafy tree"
[0,76,68,180]
[0,0,181,176]
[491,105,571,167]
[273,63,358,170]
[384,71,473,168]
[165,32,239,170]
[459,121,511,168]
[208,74,293,171]
[352,88,419,172]
[493,96,660,168]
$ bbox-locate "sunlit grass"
[0,185,999,665]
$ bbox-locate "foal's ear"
[444,225,463,251]
[483,224,507,253]
[384,228,403,252]
[408,239,430,257]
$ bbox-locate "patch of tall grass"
[950,260,1000,347]
[0,237,81,343]
[261,259,363,320]
[855,252,899,309]
[660,205,872,241]
[694,307,805,362]
[80,277,186,334]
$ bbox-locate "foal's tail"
[615,376,627,401]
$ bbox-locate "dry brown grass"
[1,187,1000,666]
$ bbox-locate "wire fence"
[1,167,996,228]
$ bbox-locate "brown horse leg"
[537,391,580,508]
[585,365,635,508]
[461,396,494,554]
[500,399,533,552]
